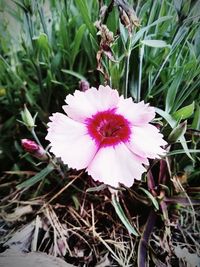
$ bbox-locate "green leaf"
[86,184,108,192]
[12,0,29,12]
[61,69,86,80]
[167,149,200,156]
[33,33,50,56]
[192,104,200,130]
[139,187,159,210]
[89,33,98,51]
[59,13,69,50]
[74,0,96,37]
[17,164,54,189]
[141,39,169,48]
[155,108,194,161]
[172,102,195,120]
[119,21,128,47]
[155,107,176,128]
[71,24,87,67]
[112,194,139,236]
[165,69,184,113]
[132,16,173,47]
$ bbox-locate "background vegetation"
[0,0,199,266]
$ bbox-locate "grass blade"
[17,164,54,189]
[165,69,184,113]
[132,16,173,47]
[111,193,139,236]
[74,0,96,37]
[139,187,159,210]
[71,24,87,68]
[141,39,169,48]
[61,69,86,80]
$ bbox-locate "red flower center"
[86,109,131,147]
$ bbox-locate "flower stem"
[137,44,144,102]
[124,34,132,98]
[31,128,43,148]
[31,128,53,160]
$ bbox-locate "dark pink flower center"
[86,109,131,147]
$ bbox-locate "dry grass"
[0,167,199,266]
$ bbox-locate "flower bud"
[21,139,47,160]
[79,80,90,92]
[21,105,36,130]
[168,121,187,143]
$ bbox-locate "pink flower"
[46,86,167,187]
[21,139,47,160]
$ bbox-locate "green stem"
[31,128,52,160]
[137,44,144,102]
[31,128,43,148]
[124,34,132,98]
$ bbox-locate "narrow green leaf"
[59,13,69,50]
[86,184,108,192]
[37,4,48,37]
[119,21,128,47]
[112,194,139,236]
[89,33,98,51]
[17,164,54,189]
[132,16,173,47]
[179,136,194,161]
[139,187,159,210]
[71,24,87,67]
[172,102,195,121]
[167,149,200,156]
[12,0,29,12]
[61,69,86,80]
[141,39,169,48]
[165,69,184,113]
[75,0,96,36]
[33,33,50,55]
[155,108,194,161]
[191,104,200,130]
[155,107,176,128]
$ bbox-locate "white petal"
[63,86,120,122]
[46,113,98,169]
[127,124,167,159]
[87,143,146,187]
[116,97,155,125]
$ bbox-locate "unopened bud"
[21,139,47,160]
[168,121,187,143]
[79,80,90,92]
[21,105,36,130]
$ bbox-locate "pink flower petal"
[46,113,98,169]
[87,143,146,187]
[116,97,155,125]
[63,86,119,122]
[127,124,167,159]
